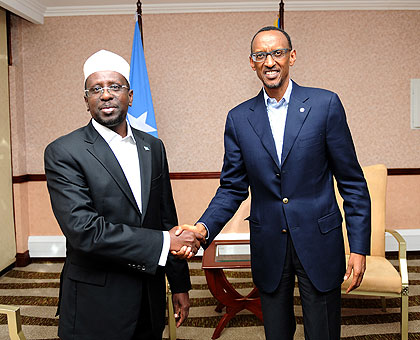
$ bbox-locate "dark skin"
[84,71,204,326]
[84,71,133,137]
[173,30,366,294]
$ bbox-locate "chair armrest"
[0,304,26,340]
[385,229,409,291]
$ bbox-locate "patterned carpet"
[0,254,419,340]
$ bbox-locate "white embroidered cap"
[83,49,130,85]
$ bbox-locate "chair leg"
[167,292,177,340]
[401,294,408,340]
[0,304,27,340]
[381,296,387,312]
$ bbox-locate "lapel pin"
[143,146,150,151]
[300,107,305,113]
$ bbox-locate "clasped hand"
[169,224,207,259]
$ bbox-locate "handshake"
[169,223,207,259]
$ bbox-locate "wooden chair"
[0,304,26,340]
[336,164,409,340]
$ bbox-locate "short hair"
[250,26,293,53]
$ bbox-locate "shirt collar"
[263,78,293,107]
[91,118,136,144]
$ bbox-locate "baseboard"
[28,230,420,258]
[28,234,250,258]
[385,229,420,252]
[0,262,15,276]
[15,250,31,267]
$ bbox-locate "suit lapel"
[281,82,311,166]
[247,90,281,171]
[84,122,141,217]
[133,130,152,224]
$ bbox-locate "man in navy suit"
[176,27,371,339]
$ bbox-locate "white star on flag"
[127,112,157,133]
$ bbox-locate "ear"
[128,89,134,107]
[289,49,296,66]
[84,96,90,111]
[249,55,256,71]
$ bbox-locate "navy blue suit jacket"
[200,81,371,293]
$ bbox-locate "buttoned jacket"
[200,81,371,293]
[45,121,190,339]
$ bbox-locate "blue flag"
[127,21,158,137]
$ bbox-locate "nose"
[100,87,113,100]
[264,54,276,67]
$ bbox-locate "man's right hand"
[169,226,204,260]
[170,223,208,259]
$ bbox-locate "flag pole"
[279,0,284,29]
[136,0,144,47]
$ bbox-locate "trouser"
[132,280,164,340]
[259,232,341,340]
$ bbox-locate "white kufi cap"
[83,49,130,85]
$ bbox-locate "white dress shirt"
[198,81,294,238]
[92,119,169,266]
[263,79,293,163]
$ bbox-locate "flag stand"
[136,0,144,47]
[278,0,284,29]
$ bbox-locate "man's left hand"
[344,253,366,293]
[172,292,190,327]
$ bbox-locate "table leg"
[215,302,224,313]
[212,305,244,339]
[205,269,263,339]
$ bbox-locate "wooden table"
[202,240,263,339]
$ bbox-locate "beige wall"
[386,175,420,229]
[7,10,420,253]
[9,10,420,175]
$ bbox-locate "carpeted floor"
[0,254,419,340]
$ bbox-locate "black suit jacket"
[44,121,190,340]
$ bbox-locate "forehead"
[85,70,128,87]
[252,30,288,51]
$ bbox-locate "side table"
[202,239,263,339]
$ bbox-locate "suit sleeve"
[325,93,371,255]
[199,112,250,246]
[157,140,192,293]
[44,139,163,274]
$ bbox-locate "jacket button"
[141,265,146,271]
[281,228,287,233]
[283,197,289,204]
[276,173,281,178]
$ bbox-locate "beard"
[264,81,281,89]
[93,111,127,128]
[263,77,285,89]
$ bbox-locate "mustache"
[99,104,118,109]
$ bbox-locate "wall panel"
[0,8,16,270]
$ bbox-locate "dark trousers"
[132,281,164,340]
[259,233,341,340]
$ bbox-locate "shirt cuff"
[196,221,210,240]
[158,231,170,266]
